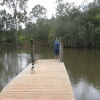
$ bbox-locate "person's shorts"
[55,49,59,56]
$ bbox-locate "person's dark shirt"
[54,41,59,50]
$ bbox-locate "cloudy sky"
[27,0,94,18]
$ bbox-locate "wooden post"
[30,39,34,65]
[60,37,63,62]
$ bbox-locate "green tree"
[0,0,28,44]
[29,4,47,21]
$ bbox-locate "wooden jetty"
[0,59,75,100]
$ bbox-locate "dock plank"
[1,59,75,100]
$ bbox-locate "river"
[0,46,100,100]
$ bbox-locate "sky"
[27,0,94,18]
[0,0,94,18]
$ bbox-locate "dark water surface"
[0,46,100,100]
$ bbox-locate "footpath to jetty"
[0,59,75,100]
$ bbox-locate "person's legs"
[57,49,59,59]
[55,49,59,59]
[57,56,59,59]
[55,49,57,59]
[55,56,57,59]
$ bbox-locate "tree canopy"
[0,0,100,48]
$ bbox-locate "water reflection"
[64,48,100,100]
[0,48,31,91]
[73,79,100,100]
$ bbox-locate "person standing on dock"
[54,38,60,59]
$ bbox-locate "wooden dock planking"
[1,59,75,100]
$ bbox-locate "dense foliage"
[0,0,100,48]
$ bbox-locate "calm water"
[0,46,100,100]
